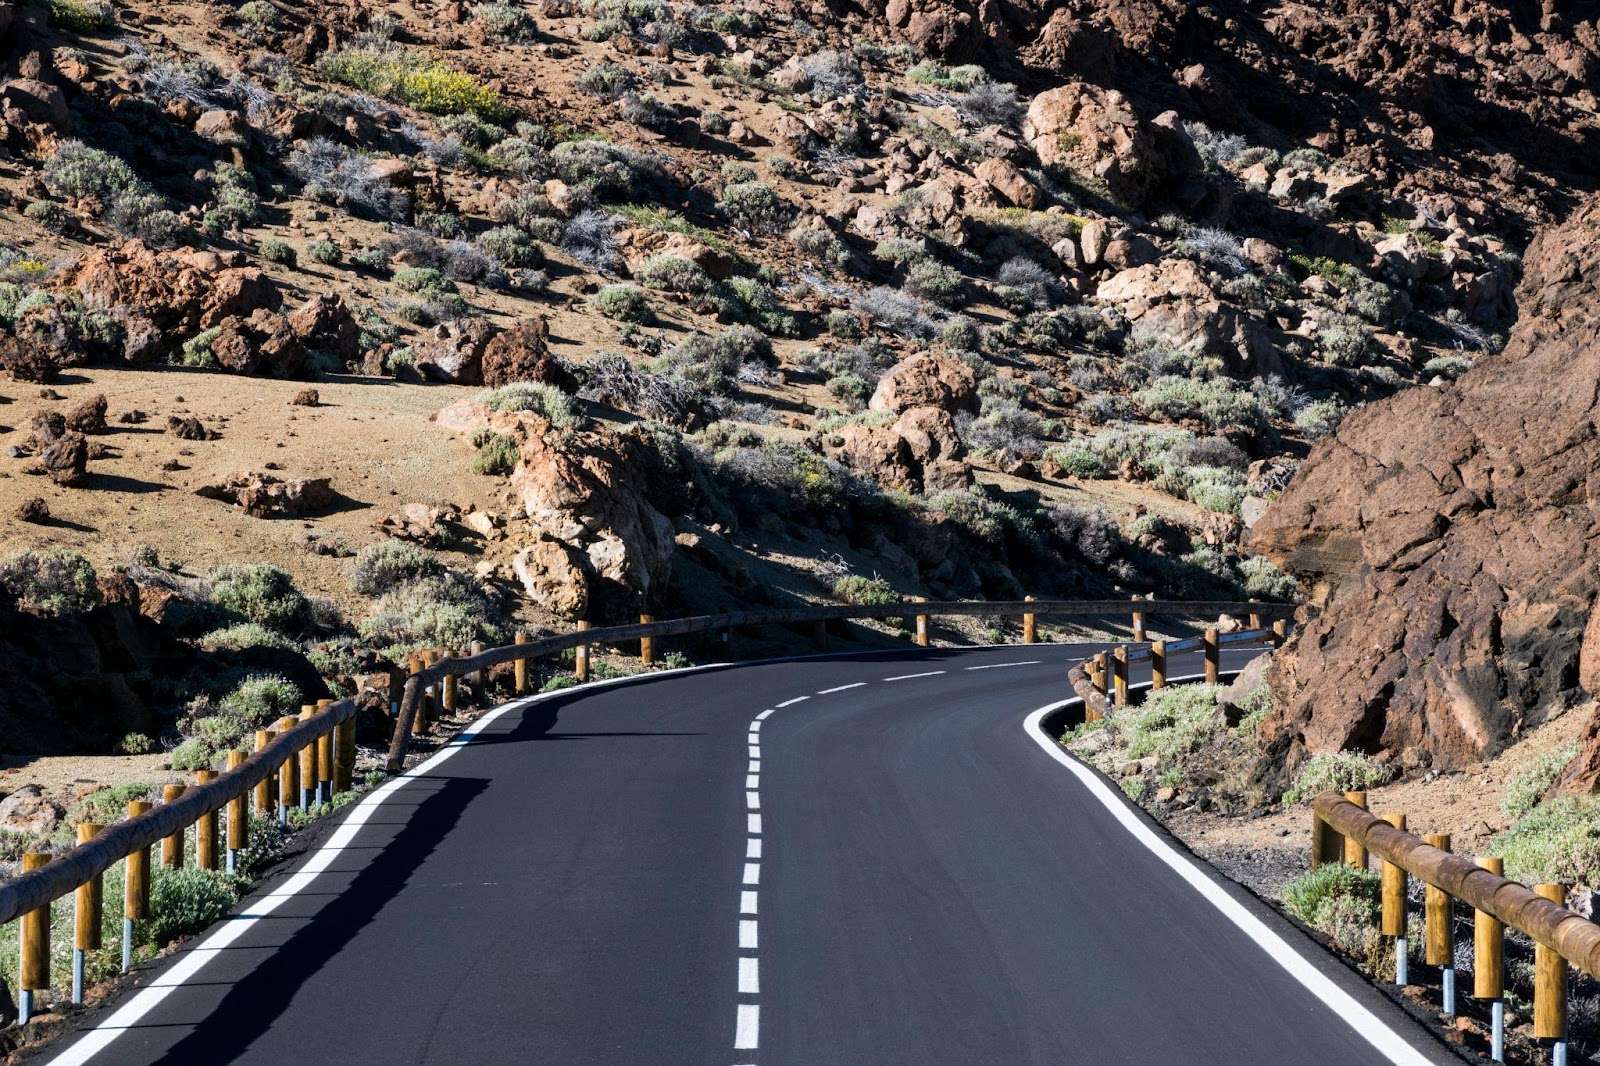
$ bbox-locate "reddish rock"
[195,472,334,518]
[64,393,108,434]
[291,388,319,407]
[15,496,48,523]
[56,240,280,341]
[481,317,577,391]
[868,353,979,416]
[1251,197,1600,785]
[287,293,362,363]
[209,310,305,378]
[36,432,88,486]
[415,319,494,385]
[1023,84,1164,208]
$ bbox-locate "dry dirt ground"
[1167,700,1595,900]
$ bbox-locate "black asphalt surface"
[38,643,1459,1065]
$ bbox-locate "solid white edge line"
[754,709,775,720]
[883,670,945,681]
[817,682,866,694]
[1022,699,1436,1066]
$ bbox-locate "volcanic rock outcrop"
[1251,196,1600,782]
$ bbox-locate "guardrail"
[384,598,1295,770]
[1312,792,1592,1063]
[1065,621,1289,719]
[0,595,1290,1030]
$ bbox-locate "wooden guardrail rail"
[0,595,1289,1028]
[1313,792,1591,1062]
[385,598,1294,770]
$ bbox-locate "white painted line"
[883,670,945,681]
[741,890,758,914]
[739,956,760,994]
[748,814,762,834]
[745,774,760,789]
[776,696,809,707]
[739,919,759,949]
[747,760,760,772]
[966,660,1042,671]
[746,838,761,858]
[817,682,866,694]
[755,709,775,720]
[735,1003,759,1049]
[749,720,762,733]
[1023,701,1437,1066]
[743,863,760,885]
[748,745,760,758]
[746,791,761,810]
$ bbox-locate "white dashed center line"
[817,682,866,694]
[965,660,1042,671]
[883,670,946,681]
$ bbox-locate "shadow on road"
[143,775,488,1066]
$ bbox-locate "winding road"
[36,643,1459,1065]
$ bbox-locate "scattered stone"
[195,472,334,518]
[15,496,48,523]
[64,393,108,434]
[0,785,61,835]
[291,388,320,407]
[167,415,216,441]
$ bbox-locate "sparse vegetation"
[1282,752,1392,804]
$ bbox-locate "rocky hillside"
[1252,195,1600,786]
[0,0,1587,765]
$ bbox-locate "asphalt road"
[37,643,1459,1065]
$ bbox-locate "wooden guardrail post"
[277,716,298,824]
[1092,652,1108,698]
[575,620,591,681]
[470,640,487,701]
[316,698,335,804]
[299,706,317,809]
[1342,791,1368,869]
[1248,611,1262,630]
[161,784,186,868]
[639,615,655,664]
[1474,856,1506,1061]
[443,655,459,717]
[1424,833,1456,1014]
[1022,596,1036,645]
[334,716,356,796]
[72,823,105,1004]
[226,751,248,873]
[1112,646,1128,706]
[1272,619,1287,647]
[1150,640,1166,689]
[196,769,219,871]
[423,651,440,725]
[254,730,275,818]
[407,656,427,734]
[514,633,529,693]
[1131,597,1146,642]
[1310,808,1343,869]
[18,852,49,1023]
[1380,813,1408,984]
[914,605,929,647]
[124,799,151,971]
[1536,882,1569,1060]
[1203,627,1220,683]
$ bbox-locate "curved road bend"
[37,644,1459,1066]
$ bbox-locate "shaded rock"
[973,157,1041,209]
[15,496,48,523]
[2,78,67,126]
[64,393,108,434]
[195,472,333,518]
[481,316,578,391]
[291,388,319,407]
[166,415,216,440]
[415,319,494,385]
[1251,196,1600,783]
[56,240,280,339]
[36,432,87,486]
[210,309,305,379]
[287,293,362,363]
[1023,84,1164,208]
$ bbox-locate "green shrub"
[200,622,297,651]
[180,326,221,368]
[718,181,788,235]
[1120,684,1222,763]
[117,733,155,754]
[43,0,113,32]
[1505,745,1578,819]
[258,238,296,266]
[145,866,242,948]
[906,60,988,90]
[832,574,896,605]
[237,0,279,28]
[471,2,537,40]
[1487,797,1600,886]
[479,382,576,427]
[349,541,442,596]
[357,574,505,656]
[1282,751,1391,804]
[1045,445,1110,479]
[1239,555,1299,601]
[321,46,507,119]
[1281,863,1380,955]
[576,62,637,100]
[636,254,713,295]
[477,226,540,268]
[209,564,310,633]
[595,283,652,323]
[63,783,154,831]
[1136,376,1273,433]
[0,549,102,615]
[219,674,300,724]
[903,258,969,309]
[471,428,520,475]
[305,239,341,265]
[23,199,71,232]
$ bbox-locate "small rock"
[15,496,49,523]
[167,415,215,441]
[291,388,320,407]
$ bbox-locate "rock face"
[1024,84,1167,208]
[415,319,494,385]
[1251,198,1600,782]
[480,317,578,391]
[868,353,978,416]
[435,401,675,616]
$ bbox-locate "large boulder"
[1250,196,1600,784]
[0,785,61,836]
[481,317,578,392]
[868,353,978,416]
[512,537,590,619]
[195,472,334,517]
[288,293,362,364]
[415,319,494,385]
[1023,84,1166,208]
[210,309,306,378]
